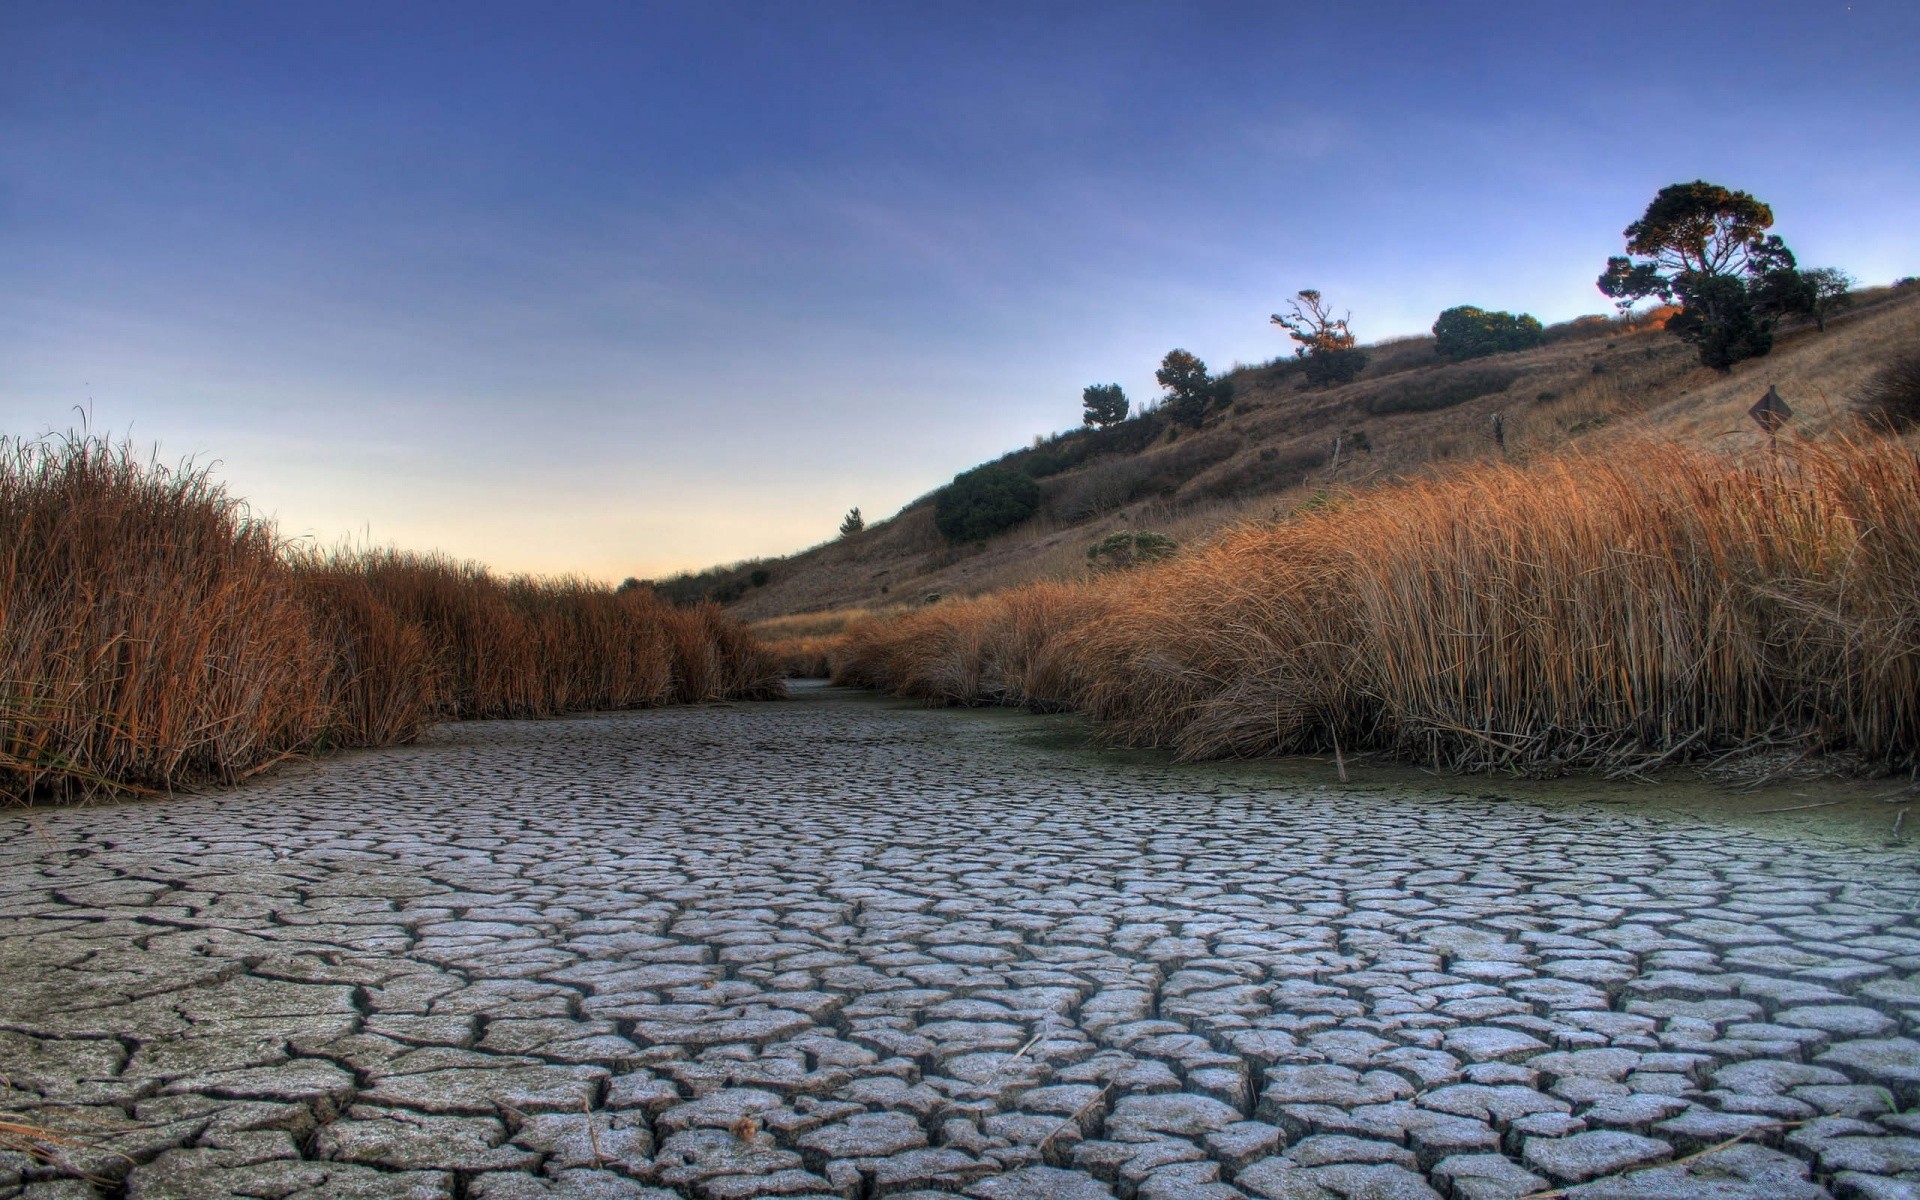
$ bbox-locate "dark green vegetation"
[934,465,1042,543]
[1080,383,1129,428]
[1432,305,1544,360]
[1085,530,1179,572]
[1155,349,1228,427]
[643,560,780,605]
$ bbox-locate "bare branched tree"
[1270,289,1359,355]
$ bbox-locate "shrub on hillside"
[1856,352,1920,431]
[1193,446,1330,500]
[1363,366,1523,415]
[934,465,1042,542]
[1045,458,1148,522]
[1087,531,1179,573]
[1301,347,1369,386]
[1432,306,1544,361]
[1009,413,1165,479]
[1043,434,1243,521]
[1541,314,1616,344]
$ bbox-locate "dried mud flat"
[3,683,1919,1200]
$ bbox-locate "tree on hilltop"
[839,507,864,536]
[1799,267,1855,332]
[1272,289,1369,385]
[1081,383,1129,428]
[1598,180,1803,370]
[1155,350,1227,427]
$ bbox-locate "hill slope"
[675,286,1920,621]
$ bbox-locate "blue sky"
[3,2,1915,578]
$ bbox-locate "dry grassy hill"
[665,285,1920,623]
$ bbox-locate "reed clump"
[835,436,1920,774]
[0,434,780,804]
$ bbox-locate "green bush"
[1364,366,1522,416]
[1432,306,1544,360]
[934,466,1042,543]
[1087,531,1179,572]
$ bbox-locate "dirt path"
[3,683,1918,1199]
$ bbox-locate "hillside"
[666,285,1920,622]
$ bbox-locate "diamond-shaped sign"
[1749,386,1792,434]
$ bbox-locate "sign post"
[1748,385,1792,451]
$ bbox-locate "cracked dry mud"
[4,684,1920,1200]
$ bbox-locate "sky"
[3,2,1916,580]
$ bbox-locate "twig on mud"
[1521,1119,1804,1198]
[1751,799,1847,814]
[1604,727,1705,781]
[1037,1082,1111,1152]
[1010,1027,1047,1060]
[233,747,308,783]
[1737,744,1822,791]
[581,1091,606,1165]
[0,1112,134,1184]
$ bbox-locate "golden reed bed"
[828,437,1920,775]
[0,435,780,803]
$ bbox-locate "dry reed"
[836,436,1920,774]
[0,434,781,804]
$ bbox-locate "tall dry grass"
[0,436,331,798]
[835,435,1920,774]
[0,434,780,803]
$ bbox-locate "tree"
[838,507,864,536]
[1800,267,1855,332]
[1271,289,1368,385]
[1081,383,1129,428]
[1431,305,1544,361]
[1155,349,1226,427]
[1598,180,1800,371]
[933,466,1040,543]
